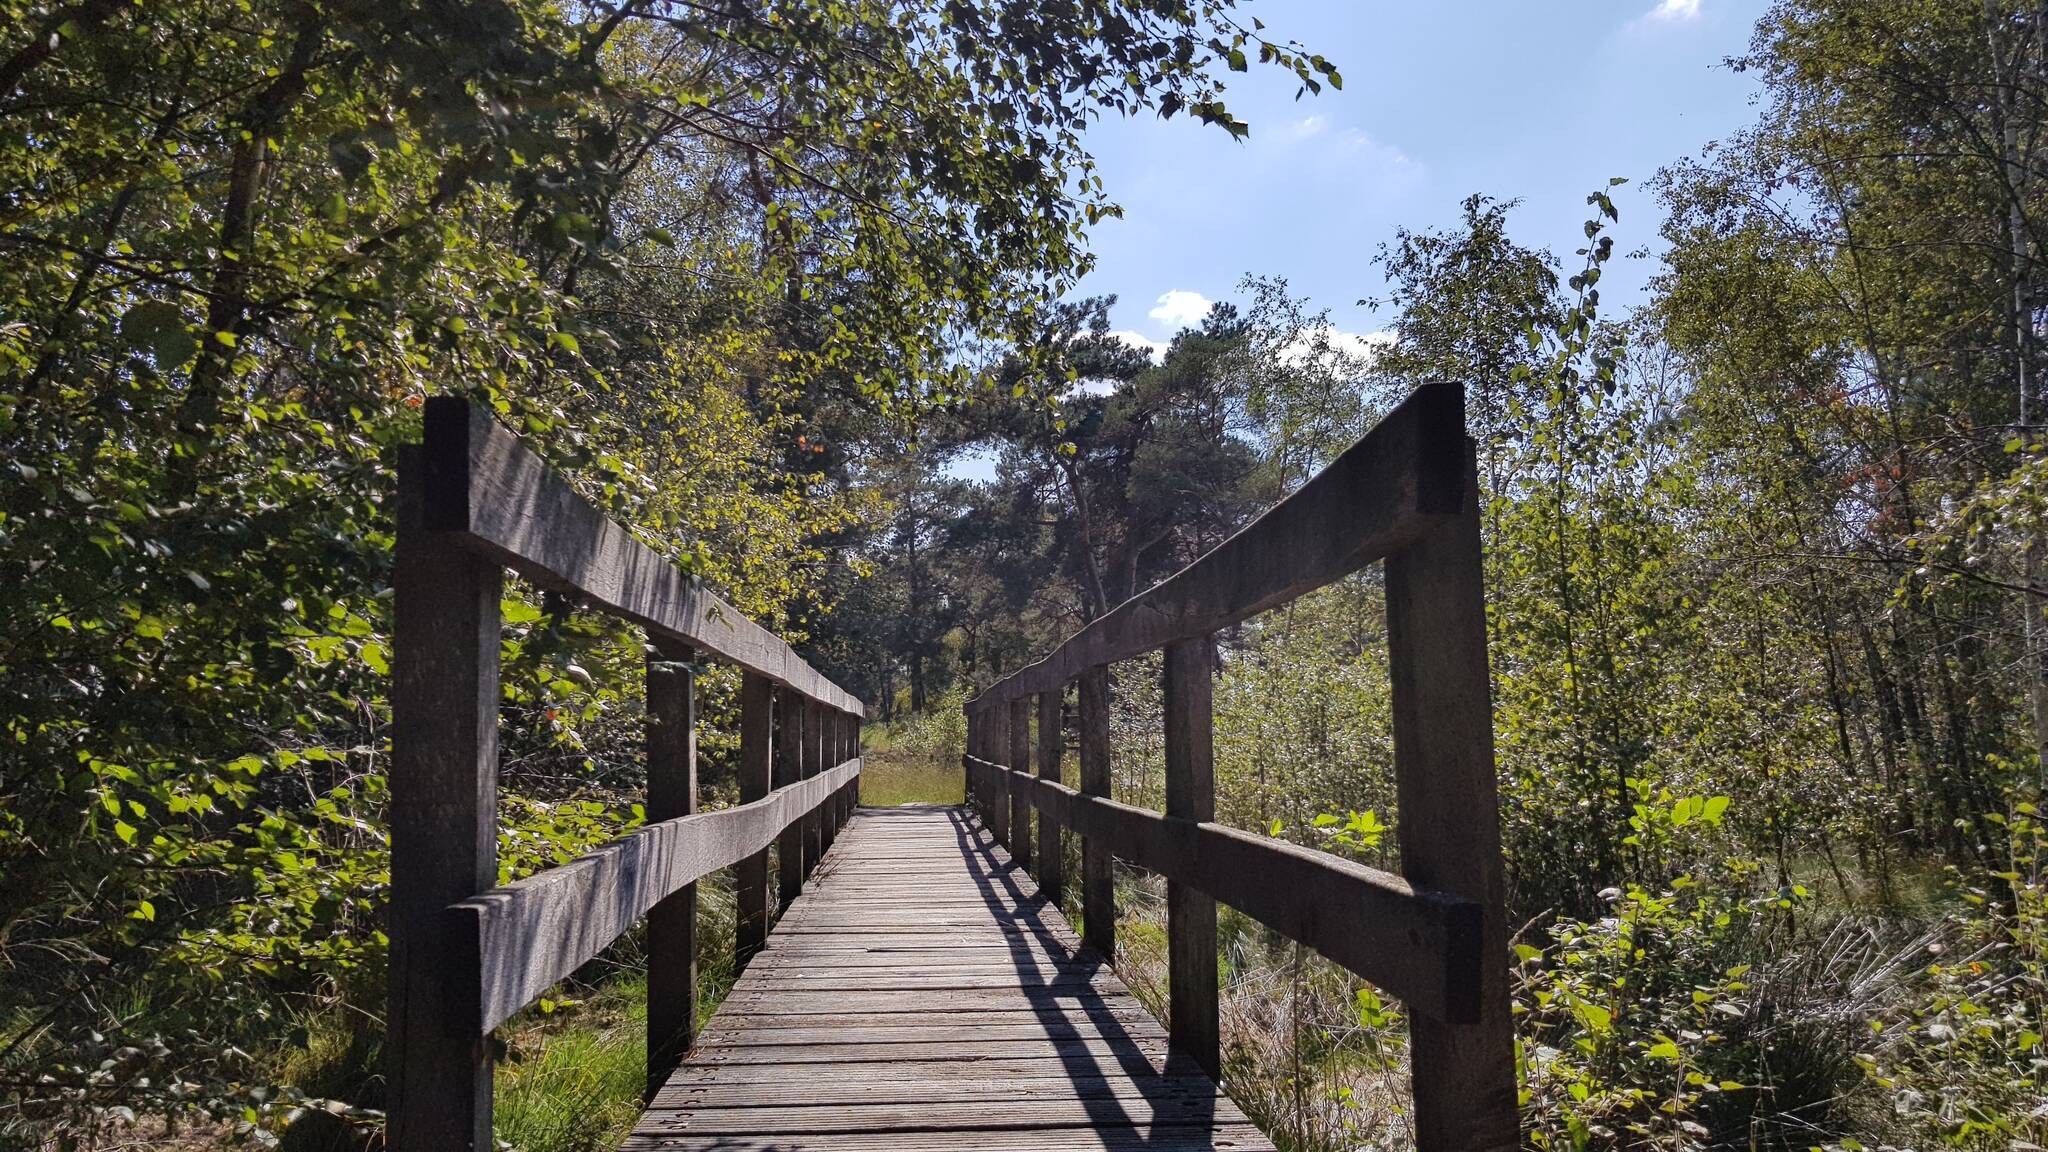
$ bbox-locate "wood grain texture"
[634,807,1271,1152]
[454,758,859,1033]
[1078,665,1113,958]
[735,672,773,962]
[965,757,1480,1025]
[1036,689,1064,905]
[776,687,804,908]
[1008,696,1032,870]
[1386,440,1518,1152]
[644,642,696,1100]
[386,448,499,1152]
[966,382,1466,710]
[986,706,1011,849]
[422,397,862,714]
[803,699,825,879]
[1162,638,1219,1078]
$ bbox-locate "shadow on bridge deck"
[625,806,1274,1151]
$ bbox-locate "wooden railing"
[962,381,1516,1152]
[387,398,865,1152]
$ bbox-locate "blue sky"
[1076,0,1770,356]
[947,0,1769,479]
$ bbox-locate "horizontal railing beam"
[966,756,1481,1025]
[455,758,861,1033]
[967,381,1468,711]
[423,398,863,715]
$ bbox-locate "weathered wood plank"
[453,758,859,1033]
[776,686,805,908]
[1385,440,1518,1152]
[386,447,499,1152]
[1162,637,1219,1078]
[1036,689,1064,904]
[650,1075,1226,1109]
[966,382,1467,709]
[621,1124,1278,1152]
[712,1004,1159,1025]
[422,397,862,714]
[986,707,1011,848]
[644,640,697,1099]
[1079,664,1113,957]
[657,1054,1217,1087]
[967,757,1481,1024]
[803,699,825,879]
[638,1095,1237,1135]
[634,808,1273,1152]
[734,672,773,962]
[716,983,1138,1008]
[1008,697,1032,870]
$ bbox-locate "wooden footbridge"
[385,384,1515,1152]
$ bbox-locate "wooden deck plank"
[631,807,1275,1152]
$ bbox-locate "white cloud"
[1643,0,1701,22]
[1106,330,1168,361]
[1279,327,1395,367]
[1287,115,1328,140]
[1329,129,1420,175]
[1147,289,1214,330]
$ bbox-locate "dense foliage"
[842,3,2046,1150]
[6,0,2047,1150]
[0,0,1333,1143]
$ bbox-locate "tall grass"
[859,751,964,806]
[860,703,966,806]
[493,975,647,1152]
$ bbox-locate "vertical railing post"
[645,640,698,1099]
[833,711,846,828]
[853,712,862,808]
[963,709,977,814]
[969,708,985,818]
[1008,696,1032,869]
[1386,442,1517,1152]
[803,698,825,877]
[1163,637,1220,1078]
[387,446,501,1152]
[841,712,856,824]
[776,687,805,907]
[821,708,842,852]
[1078,665,1114,958]
[986,704,1010,848]
[1035,689,1064,903]
[736,671,774,963]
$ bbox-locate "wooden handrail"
[966,380,1466,713]
[422,398,863,713]
[388,400,866,1152]
[962,755,1482,1023]
[456,757,862,1033]
[959,381,1517,1152]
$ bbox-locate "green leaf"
[1570,998,1613,1034]
[114,820,137,845]
[119,300,198,369]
